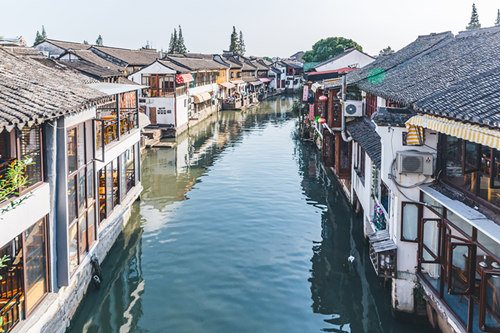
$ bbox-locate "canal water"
[69,98,426,333]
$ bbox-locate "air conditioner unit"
[343,100,363,117]
[397,151,434,176]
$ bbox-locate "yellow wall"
[217,69,227,84]
[229,69,241,80]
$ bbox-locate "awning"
[311,82,323,93]
[138,112,151,129]
[406,114,500,150]
[259,78,272,83]
[176,74,194,84]
[230,80,245,85]
[192,92,212,104]
[220,82,236,89]
[88,83,148,95]
[249,81,263,86]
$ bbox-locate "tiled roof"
[347,31,453,85]
[91,46,158,66]
[62,49,124,71]
[345,117,382,168]
[166,55,228,71]
[371,107,416,127]
[349,27,500,127]
[40,39,91,51]
[157,59,191,74]
[0,47,109,130]
[414,66,500,128]
[58,59,122,79]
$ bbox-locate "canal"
[69,97,427,333]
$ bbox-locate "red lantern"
[318,95,328,102]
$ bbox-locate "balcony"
[142,88,174,98]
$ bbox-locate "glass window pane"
[402,203,419,241]
[77,169,86,216]
[77,123,85,168]
[126,146,135,192]
[85,121,93,164]
[99,168,106,223]
[483,273,500,330]
[446,210,473,237]
[106,163,113,214]
[120,153,127,201]
[68,176,77,223]
[24,218,47,313]
[69,223,78,275]
[78,214,87,257]
[422,193,443,216]
[87,164,94,204]
[112,158,119,207]
[20,126,43,186]
[67,128,77,174]
[88,204,96,248]
[477,231,500,262]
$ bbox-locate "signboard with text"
[302,85,309,101]
[309,104,315,121]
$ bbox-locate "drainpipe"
[340,74,353,142]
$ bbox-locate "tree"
[302,37,363,63]
[34,25,47,45]
[379,46,394,56]
[495,9,500,26]
[83,40,89,45]
[466,3,481,30]
[95,34,103,46]
[177,25,187,54]
[238,30,246,56]
[229,26,238,54]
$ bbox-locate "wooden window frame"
[400,201,422,242]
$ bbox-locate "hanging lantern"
[318,95,328,102]
[317,117,326,124]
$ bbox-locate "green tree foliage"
[95,34,103,46]
[495,9,500,26]
[83,40,89,45]
[466,3,481,30]
[302,37,363,63]
[168,29,177,54]
[177,25,187,54]
[238,30,246,56]
[229,26,238,54]
[379,46,394,56]
[34,25,47,45]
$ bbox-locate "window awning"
[406,114,500,150]
[192,92,211,104]
[230,80,245,85]
[259,78,272,83]
[249,81,263,86]
[220,82,236,89]
[311,82,323,93]
[176,74,194,84]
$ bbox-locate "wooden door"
[149,107,157,124]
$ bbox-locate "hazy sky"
[1,0,499,57]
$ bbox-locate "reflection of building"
[0,45,143,333]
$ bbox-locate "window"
[401,202,420,242]
[365,93,377,118]
[381,181,390,213]
[66,122,97,276]
[440,134,500,210]
[355,145,365,181]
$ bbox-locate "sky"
[1,0,499,58]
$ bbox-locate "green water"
[68,97,428,333]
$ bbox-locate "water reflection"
[69,97,425,333]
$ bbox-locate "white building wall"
[377,124,439,312]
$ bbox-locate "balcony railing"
[142,88,174,98]
[96,111,139,149]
